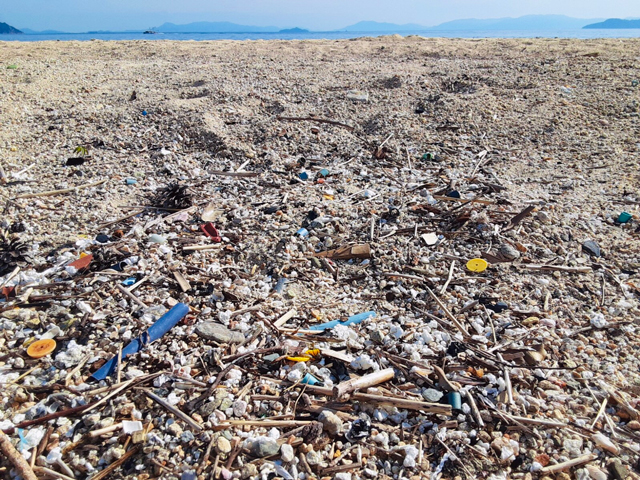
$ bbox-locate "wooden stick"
[209,171,260,178]
[143,390,203,431]
[89,422,123,438]
[333,368,395,400]
[217,420,312,428]
[173,271,191,292]
[32,466,75,480]
[14,179,107,199]
[440,260,456,295]
[273,309,296,328]
[0,431,38,480]
[508,414,567,428]
[425,287,469,337]
[540,453,597,474]
[433,195,494,205]
[65,354,91,386]
[465,390,485,427]
[182,245,222,252]
[352,393,451,414]
[116,344,123,385]
[520,264,591,274]
[591,396,608,429]
[276,116,354,132]
[116,284,148,309]
[90,446,140,480]
[96,209,144,230]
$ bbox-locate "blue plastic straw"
[91,303,190,381]
[309,311,376,331]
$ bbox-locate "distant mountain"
[154,22,279,33]
[339,21,427,32]
[279,27,309,34]
[21,28,67,34]
[0,22,22,34]
[432,15,602,30]
[584,19,640,29]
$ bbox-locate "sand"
[1,37,640,479]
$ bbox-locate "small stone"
[335,474,352,480]
[586,465,608,480]
[609,460,629,480]
[582,240,601,257]
[591,433,619,454]
[318,410,343,436]
[232,399,247,417]
[195,322,245,344]
[422,388,444,402]
[627,420,640,430]
[181,471,197,480]
[241,464,258,479]
[500,243,521,261]
[217,436,232,454]
[306,450,322,465]
[166,421,183,436]
[280,443,295,462]
[248,437,280,458]
[347,90,369,102]
[131,431,147,444]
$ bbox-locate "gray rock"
[195,322,245,344]
[248,437,280,458]
[500,243,521,261]
[347,90,369,102]
[422,388,444,402]
[280,443,295,462]
[318,410,343,436]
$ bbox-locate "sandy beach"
[1,37,640,479]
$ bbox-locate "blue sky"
[2,0,638,32]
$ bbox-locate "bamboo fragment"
[540,453,597,474]
[14,179,107,199]
[333,368,395,400]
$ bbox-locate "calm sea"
[3,29,640,42]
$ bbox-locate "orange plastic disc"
[466,258,488,273]
[27,339,57,358]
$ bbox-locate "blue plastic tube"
[91,303,190,381]
[309,311,376,331]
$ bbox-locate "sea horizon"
[3,28,640,42]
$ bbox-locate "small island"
[584,18,640,29]
[278,27,310,34]
[0,22,23,34]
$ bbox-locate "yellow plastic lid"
[27,339,57,358]
[466,258,488,273]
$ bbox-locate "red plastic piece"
[68,254,93,271]
[200,223,222,243]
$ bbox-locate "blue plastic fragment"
[126,178,137,185]
[91,303,189,381]
[309,311,376,331]
[301,373,322,386]
[142,110,148,116]
[296,228,309,238]
[274,278,288,294]
[122,277,136,286]
[319,168,329,177]
[299,172,309,180]
[619,212,632,223]
[446,391,461,410]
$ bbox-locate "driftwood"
[333,368,395,400]
[540,453,597,474]
[315,244,371,260]
[14,179,107,199]
[0,430,38,480]
[276,116,355,132]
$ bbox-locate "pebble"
[280,443,295,463]
[318,410,343,436]
[347,90,369,102]
[248,438,280,458]
[422,388,444,402]
[499,243,521,261]
[217,436,232,454]
[195,322,245,344]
